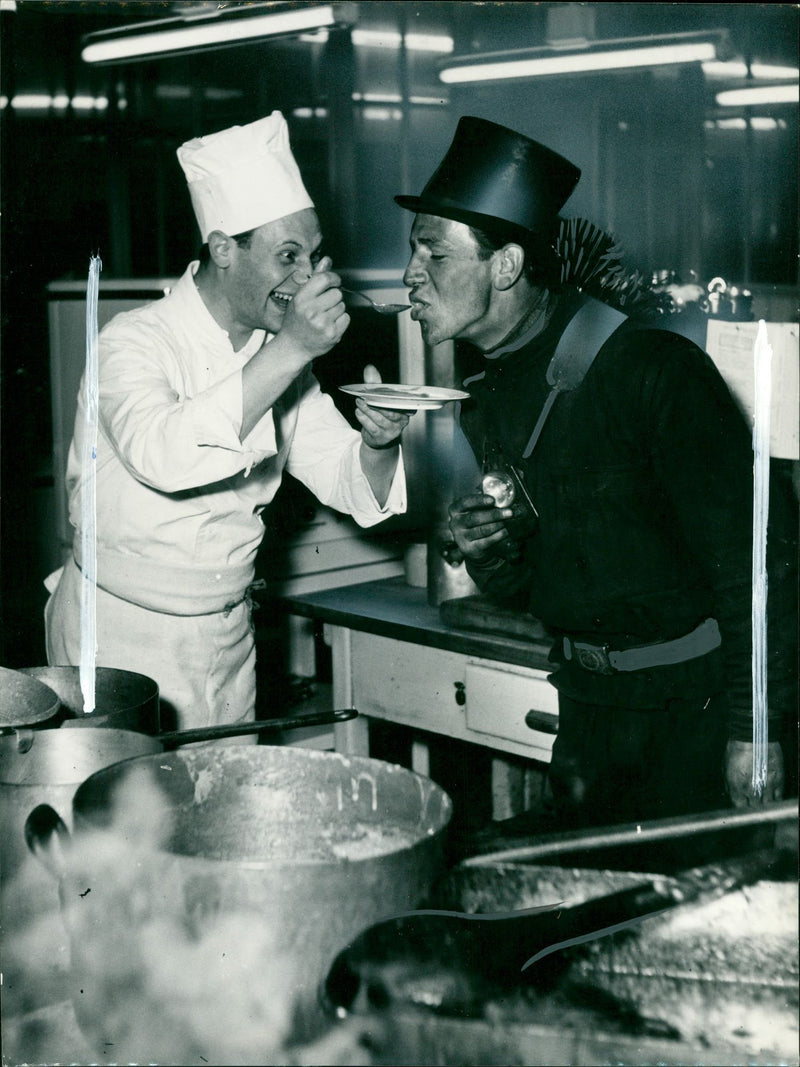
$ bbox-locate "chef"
[395,116,797,824]
[45,111,408,731]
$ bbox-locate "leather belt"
[563,618,721,675]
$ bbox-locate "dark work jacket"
[459,292,798,740]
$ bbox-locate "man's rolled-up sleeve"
[191,370,280,476]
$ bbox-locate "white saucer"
[339,384,470,410]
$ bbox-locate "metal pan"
[0,666,61,730]
[1,707,357,885]
[18,666,160,732]
[17,665,355,744]
[24,744,453,1062]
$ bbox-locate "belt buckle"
[573,640,615,675]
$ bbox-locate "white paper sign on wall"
[705,319,799,460]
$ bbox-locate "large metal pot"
[26,745,453,1063]
[0,728,163,886]
[1,704,357,886]
[0,729,165,1018]
[19,666,161,732]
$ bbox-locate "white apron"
[45,560,256,733]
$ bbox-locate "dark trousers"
[547,691,729,829]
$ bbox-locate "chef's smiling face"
[227,207,323,336]
[403,214,494,348]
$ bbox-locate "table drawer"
[351,631,466,733]
[464,660,558,761]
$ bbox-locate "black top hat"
[395,116,581,237]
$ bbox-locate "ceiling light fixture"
[81,3,352,65]
[716,83,799,107]
[292,107,329,119]
[356,29,452,52]
[362,106,403,122]
[439,32,725,85]
[703,60,799,80]
[300,28,453,52]
[7,92,108,111]
[352,91,447,106]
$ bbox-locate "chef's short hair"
[198,228,256,266]
[469,222,562,290]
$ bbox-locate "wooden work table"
[278,577,559,818]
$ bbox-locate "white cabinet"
[348,630,557,764]
[282,578,557,819]
[463,660,558,762]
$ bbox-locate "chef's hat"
[177,111,314,242]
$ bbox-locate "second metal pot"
[19,666,160,732]
[26,745,453,1063]
[0,727,162,888]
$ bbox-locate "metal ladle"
[323,842,792,1019]
[340,288,411,315]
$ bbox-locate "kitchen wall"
[1,1,798,664]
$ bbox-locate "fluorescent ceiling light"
[0,1,17,12]
[352,29,452,52]
[750,117,782,130]
[82,4,339,64]
[440,40,718,84]
[10,93,52,109]
[300,28,453,52]
[352,91,447,106]
[72,95,109,110]
[713,117,748,130]
[362,106,403,122]
[8,92,108,111]
[703,60,800,80]
[716,84,799,106]
[155,85,243,102]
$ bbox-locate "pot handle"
[459,798,798,867]
[15,727,35,753]
[156,707,358,747]
[24,803,71,879]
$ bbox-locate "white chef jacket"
[45,263,405,730]
[64,262,406,614]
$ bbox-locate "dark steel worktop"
[275,576,554,672]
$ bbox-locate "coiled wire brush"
[555,217,675,319]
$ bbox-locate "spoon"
[322,847,785,1019]
[340,288,411,315]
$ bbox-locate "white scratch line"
[79,254,102,714]
[751,320,771,794]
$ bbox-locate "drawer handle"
[525,709,558,734]
[454,682,466,707]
